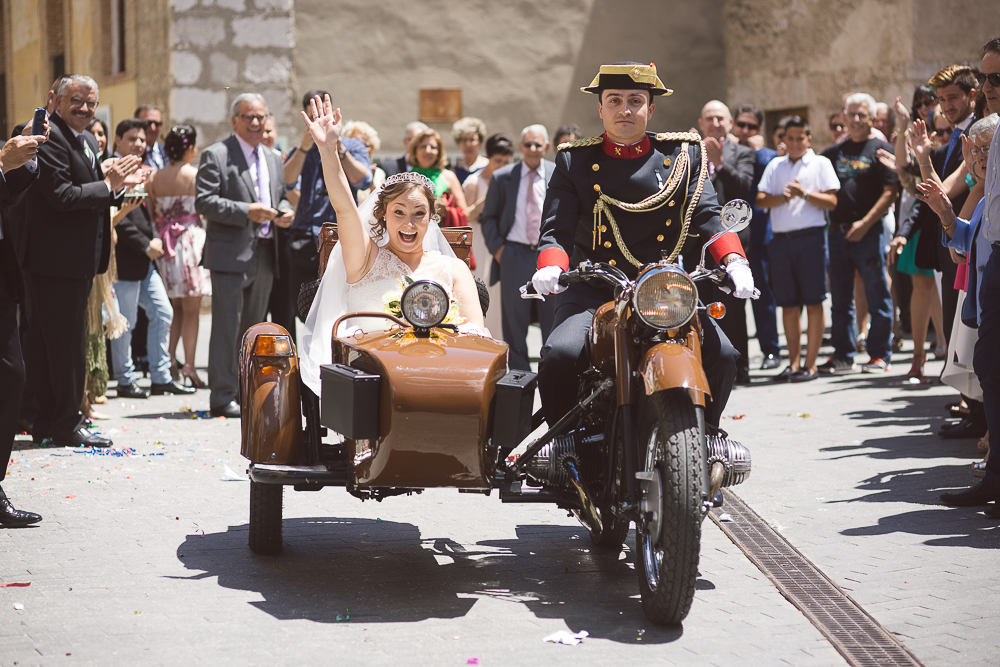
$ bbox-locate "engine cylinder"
[705,435,751,487]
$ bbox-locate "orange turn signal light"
[253,334,293,357]
[707,302,726,319]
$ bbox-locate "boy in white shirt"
[757,116,840,381]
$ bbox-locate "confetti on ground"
[729,414,746,420]
[467,660,480,665]
[543,630,589,645]
[796,413,811,418]
[718,513,734,522]
[0,582,30,587]
[13,603,24,610]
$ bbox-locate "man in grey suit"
[481,125,556,370]
[195,93,293,418]
[698,100,755,383]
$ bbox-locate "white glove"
[724,261,756,299]
[532,265,567,296]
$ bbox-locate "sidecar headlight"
[633,267,698,329]
[401,280,450,329]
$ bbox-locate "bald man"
[696,100,756,383]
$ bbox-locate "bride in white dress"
[299,95,486,394]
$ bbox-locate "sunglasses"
[932,127,953,137]
[522,142,545,150]
[734,121,759,131]
[976,72,1000,88]
[146,120,162,129]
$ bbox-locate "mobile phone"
[31,108,47,136]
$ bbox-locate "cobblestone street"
[2,316,997,666]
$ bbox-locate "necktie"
[79,135,95,169]
[254,147,271,239]
[945,126,962,167]
[525,169,541,245]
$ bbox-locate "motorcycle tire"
[635,389,703,625]
[249,481,283,555]
[297,279,320,323]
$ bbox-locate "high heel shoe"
[180,364,205,389]
[906,351,926,382]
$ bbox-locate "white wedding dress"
[347,246,454,313]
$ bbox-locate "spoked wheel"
[249,481,283,554]
[635,389,703,625]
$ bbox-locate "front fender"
[638,342,711,408]
[239,323,303,464]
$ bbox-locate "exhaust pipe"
[563,458,602,536]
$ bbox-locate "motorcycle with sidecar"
[238,203,754,625]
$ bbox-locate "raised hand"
[893,96,910,132]
[301,94,341,152]
[915,178,952,217]
[910,119,932,164]
[960,134,977,176]
[876,148,897,172]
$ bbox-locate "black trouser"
[538,283,737,428]
[0,301,25,477]
[501,242,555,370]
[937,239,959,345]
[18,293,38,425]
[973,249,1000,486]
[287,231,321,324]
[23,273,89,440]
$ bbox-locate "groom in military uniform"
[531,62,756,427]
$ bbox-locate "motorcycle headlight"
[401,280,450,328]
[633,267,698,329]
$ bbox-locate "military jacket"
[538,132,743,280]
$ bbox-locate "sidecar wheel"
[249,481,283,555]
[635,389,702,625]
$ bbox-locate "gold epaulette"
[557,136,603,151]
[654,131,703,143]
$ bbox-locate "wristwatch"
[803,191,810,202]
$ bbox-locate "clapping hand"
[105,154,141,191]
[785,178,806,200]
[302,94,341,152]
[703,136,724,168]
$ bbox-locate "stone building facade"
[2,0,993,159]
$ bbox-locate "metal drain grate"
[711,491,922,667]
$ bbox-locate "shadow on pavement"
[173,517,686,643]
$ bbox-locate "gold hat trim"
[582,64,673,96]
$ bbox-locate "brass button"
[600,225,607,232]
[668,200,675,207]
[603,241,612,248]
[609,259,616,266]
[593,184,601,192]
[665,219,672,226]
[663,158,671,168]
[657,234,664,242]
[592,164,600,171]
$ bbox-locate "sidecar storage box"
[320,363,379,440]
[492,370,537,452]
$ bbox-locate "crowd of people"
[1,38,999,525]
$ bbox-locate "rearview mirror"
[698,199,751,268]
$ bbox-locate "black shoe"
[985,505,1000,519]
[53,426,113,448]
[760,353,781,370]
[790,368,819,383]
[0,488,42,527]
[774,366,796,382]
[117,381,150,399]
[150,380,197,396]
[939,479,1000,506]
[939,417,988,439]
[735,370,752,385]
[210,401,241,419]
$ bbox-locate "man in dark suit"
[196,93,293,418]
[697,100,755,383]
[109,119,194,399]
[532,63,754,428]
[22,75,141,448]
[0,121,48,525]
[480,125,556,370]
[378,122,427,177]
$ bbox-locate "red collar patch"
[602,133,651,159]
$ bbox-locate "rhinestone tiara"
[384,171,435,191]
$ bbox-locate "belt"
[257,236,274,244]
[507,240,538,251]
[773,227,824,239]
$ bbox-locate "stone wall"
[724,0,998,153]
[291,0,725,159]
[169,0,296,146]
